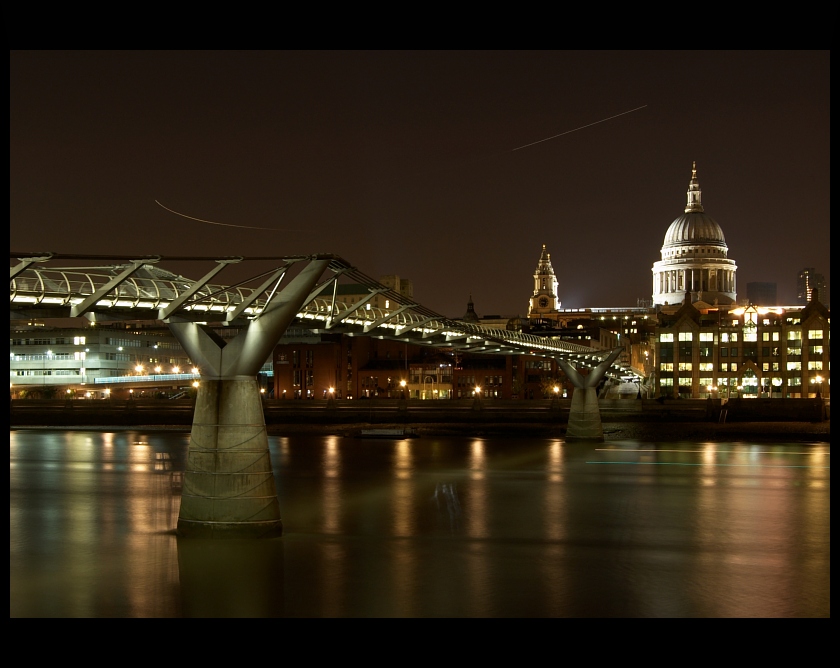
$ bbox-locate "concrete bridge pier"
[168,259,330,538]
[556,348,623,442]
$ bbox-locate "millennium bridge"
[11,251,642,538]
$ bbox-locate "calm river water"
[10,428,830,617]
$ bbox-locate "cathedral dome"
[651,162,738,308]
[662,212,726,248]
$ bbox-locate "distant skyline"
[11,51,829,316]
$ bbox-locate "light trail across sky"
[511,105,648,152]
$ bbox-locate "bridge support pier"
[556,348,623,442]
[178,377,282,538]
[168,259,330,538]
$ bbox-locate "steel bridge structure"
[11,251,641,537]
[10,252,642,377]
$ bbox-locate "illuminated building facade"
[651,163,737,307]
[9,322,196,398]
[653,293,830,398]
[9,322,272,399]
[528,244,561,319]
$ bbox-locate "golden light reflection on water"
[547,439,563,483]
[323,436,340,478]
[543,441,566,541]
[321,436,342,533]
[468,439,485,481]
[466,439,488,539]
[700,443,717,486]
[10,431,830,618]
[394,440,412,480]
[391,441,415,536]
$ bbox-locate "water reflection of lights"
[700,443,718,486]
[394,441,412,480]
[278,436,291,458]
[392,442,415,535]
[469,439,485,480]
[323,437,340,478]
[322,437,342,533]
[466,440,488,539]
[547,440,564,483]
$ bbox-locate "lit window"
[660,333,674,342]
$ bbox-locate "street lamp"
[400,379,407,400]
[815,375,823,399]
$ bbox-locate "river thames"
[9,428,830,617]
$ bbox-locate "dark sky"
[10,50,830,316]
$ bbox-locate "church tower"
[528,244,560,318]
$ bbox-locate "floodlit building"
[528,244,561,319]
[651,163,737,307]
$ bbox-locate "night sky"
[10,51,830,317]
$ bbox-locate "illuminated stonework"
[651,163,737,307]
[529,244,560,317]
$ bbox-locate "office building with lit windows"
[797,268,828,306]
[653,293,829,398]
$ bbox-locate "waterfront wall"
[9,397,829,427]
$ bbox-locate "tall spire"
[685,161,704,213]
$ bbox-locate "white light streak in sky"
[511,105,648,152]
[155,200,290,231]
